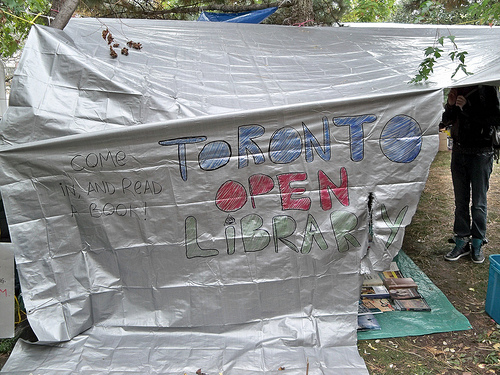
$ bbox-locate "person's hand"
[447,89,467,109]
[455,95,467,110]
[447,89,457,105]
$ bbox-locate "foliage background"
[0,0,50,57]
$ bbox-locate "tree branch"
[143,1,295,16]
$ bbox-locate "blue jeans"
[451,152,493,240]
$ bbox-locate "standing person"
[441,85,500,264]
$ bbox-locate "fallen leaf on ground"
[426,347,445,355]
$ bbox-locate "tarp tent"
[0,19,499,374]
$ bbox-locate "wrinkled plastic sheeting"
[0,19,499,374]
[5,325,372,374]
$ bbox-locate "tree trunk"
[50,0,79,30]
[295,0,314,24]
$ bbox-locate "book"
[389,287,421,300]
[361,285,390,299]
[360,297,395,313]
[357,313,381,331]
[358,301,375,315]
[383,277,418,290]
[378,262,404,280]
[379,269,404,279]
[393,298,431,312]
[363,272,383,286]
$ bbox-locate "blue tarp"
[197,7,278,23]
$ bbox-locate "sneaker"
[471,238,485,264]
[471,248,485,264]
[444,240,470,261]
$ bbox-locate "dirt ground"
[359,149,500,374]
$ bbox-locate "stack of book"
[357,262,431,332]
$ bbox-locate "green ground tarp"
[358,251,472,340]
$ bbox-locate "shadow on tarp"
[358,250,472,340]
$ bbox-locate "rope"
[293,19,314,26]
[14,295,23,325]
[0,9,43,25]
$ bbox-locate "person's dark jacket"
[442,85,500,153]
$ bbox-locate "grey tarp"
[0,19,500,374]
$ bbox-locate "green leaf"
[451,66,460,79]
[458,51,467,64]
[424,46,435,56]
